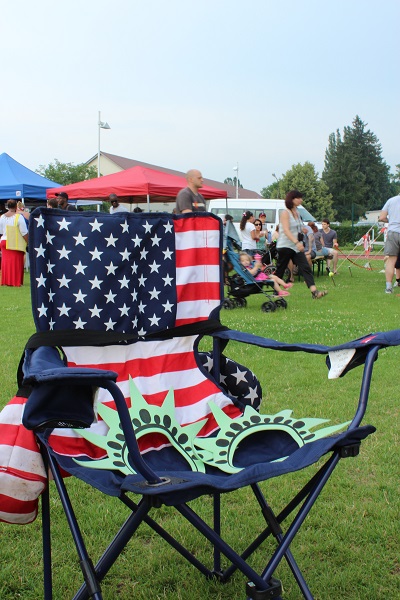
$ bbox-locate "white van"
[208,198,319,233]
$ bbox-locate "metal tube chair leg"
[41,468,53,600]
[45,448,103,600]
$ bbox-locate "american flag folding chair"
[14,207,400,599]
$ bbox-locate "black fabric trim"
[24,320,228,350]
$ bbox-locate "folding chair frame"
[32,337,379,600]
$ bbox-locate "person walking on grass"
[274,190,327,300]
[379,193,400,294]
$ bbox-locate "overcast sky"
[1,0,398,194]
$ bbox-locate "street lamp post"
[98,111,111,177]
[272,173,279,198]
[233,163,239,199]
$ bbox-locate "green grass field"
[0,261,399,599]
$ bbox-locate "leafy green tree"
[270,162,334,221]
[260,182,280,198]
[322,116,391,220]
[36,160,98,186]
[389,164,400,195]
[224,177,243,189]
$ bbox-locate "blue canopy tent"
[0,153,60,201]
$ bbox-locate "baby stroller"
[259,240,278,276]
[223,223,288,312]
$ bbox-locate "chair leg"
[46,450,103,600]
[213,493,222,575]
[259,453,341,599]
[41,476,53,600]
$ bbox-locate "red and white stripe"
[174,217,222,325]
[49,335,242,458]
[0,396,46,524]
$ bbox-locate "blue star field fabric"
[29,209,223,333]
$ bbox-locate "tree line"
[260,115,399,222]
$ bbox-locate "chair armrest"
[22,346,163,485]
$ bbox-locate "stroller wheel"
[223,298,236,310]
[275,298,288,309]
[261,301,277,313]
[235,297,247,308]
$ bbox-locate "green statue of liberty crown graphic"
[74,378,349,475]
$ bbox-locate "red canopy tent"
[46,166,227,208]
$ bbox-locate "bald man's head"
[186,169,204,192]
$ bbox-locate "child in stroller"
[239,252,291,297]
[223,249,289,312]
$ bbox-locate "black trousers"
[275,247,315,289]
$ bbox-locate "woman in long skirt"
[0,199,29,287]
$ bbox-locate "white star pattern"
[118,276,130,289]
[148,314,161,326]
[89,219,103,232]
[120,248,130,261]
[163,274,173,286]
[57,275,72,288]
[149,260,160,273]
[37,303,48,317]
[73,290,87,303]
[29,209,219,334]
[162,300,174,312]
[74,261,87,275]
[58,218,71,231]
[105,233,118,247]
[151,234,162,246]
[105,318,116,331]
[143,221,152,233]
[46,231,55,244]
[244,387,260,403]
[57,246,72,260]
[164,222,173,233]
[118,304,130,316]
[105,262,118,275]
[35,244,46,258]
[73,232,88,246]
[105,290,117,303]
[149,287,161,300]
[89,276,103,289]
[73,317,87,329]
[232,367,248,384]
[58,303,71,316]
[89,247,103,261]
[36,274,47,288]
[89,305,103,318]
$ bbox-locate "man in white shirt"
[379,194,400,294]
[109,194,129,214]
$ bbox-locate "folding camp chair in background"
[15,208,400,599]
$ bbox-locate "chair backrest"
[29,209,224,334]
[27,209,244,457]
